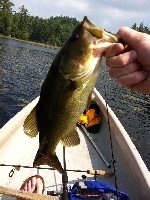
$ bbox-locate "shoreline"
[0,34,60,50]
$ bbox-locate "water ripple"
[0,38,150,170]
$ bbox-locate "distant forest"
[0,0,150,47]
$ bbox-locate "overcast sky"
[11,0,150,33]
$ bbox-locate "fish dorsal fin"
[60,128,80,147]
[23,107,39,138]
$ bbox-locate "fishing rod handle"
[87,170,113,176]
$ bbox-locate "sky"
[11,0,150,33]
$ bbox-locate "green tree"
[0,0,14,35]
[29,16,41,42]
[11,13,21,38]
[18,5,30,40]
[0,0,80,46]
[131,23,138,31]
[132,22,150,35]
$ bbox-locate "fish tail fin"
[33,151,64,174]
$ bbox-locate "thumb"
[116,27,142,49]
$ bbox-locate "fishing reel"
[75,181,120,200]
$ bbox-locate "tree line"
[0,0,150,47]
[131,22,150,34]
[0,0,80,46]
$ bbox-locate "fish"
[23,16,118,174]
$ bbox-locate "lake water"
[0,38,150,170]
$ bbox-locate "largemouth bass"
[23,16,118,174]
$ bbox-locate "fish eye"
[69,34,79,41]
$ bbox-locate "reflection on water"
[0,38,56,126]
[0,38,150,170]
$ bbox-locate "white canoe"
[0,88,150,200]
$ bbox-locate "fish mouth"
[68,17,118,81]
[82,16,118,43]
[59,17,118,81]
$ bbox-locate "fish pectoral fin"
[59,81,77,106]
[60,128,80,147]
[23,107,39,138]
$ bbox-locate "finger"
[109,62,142,79]
[121,45,132,54]
[30,176,37,192]
[104,43,124,57]
[27,180,32,192]
[21,180,30,192]
[117,70,148,87]
[116,27,145,49]
[36,178,43,194]
[106,50,137,68]
[128,75,150,94]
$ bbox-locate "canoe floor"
[0,115,142,200]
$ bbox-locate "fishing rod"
[62,146,69,200]
[103,84,119,200]
[0,163,113,175]
[78,124,111,168]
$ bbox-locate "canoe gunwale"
[0,97,39,148]
[92,88,150,198]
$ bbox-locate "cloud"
[11,0,150,33]
[84,2,150,32]
[92,0,150,12]
[12,0,89,18]
[57,0,89,12]
[98,7,141,23]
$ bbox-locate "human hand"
[104,27,150,94]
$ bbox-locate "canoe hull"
[0,88,149,199]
